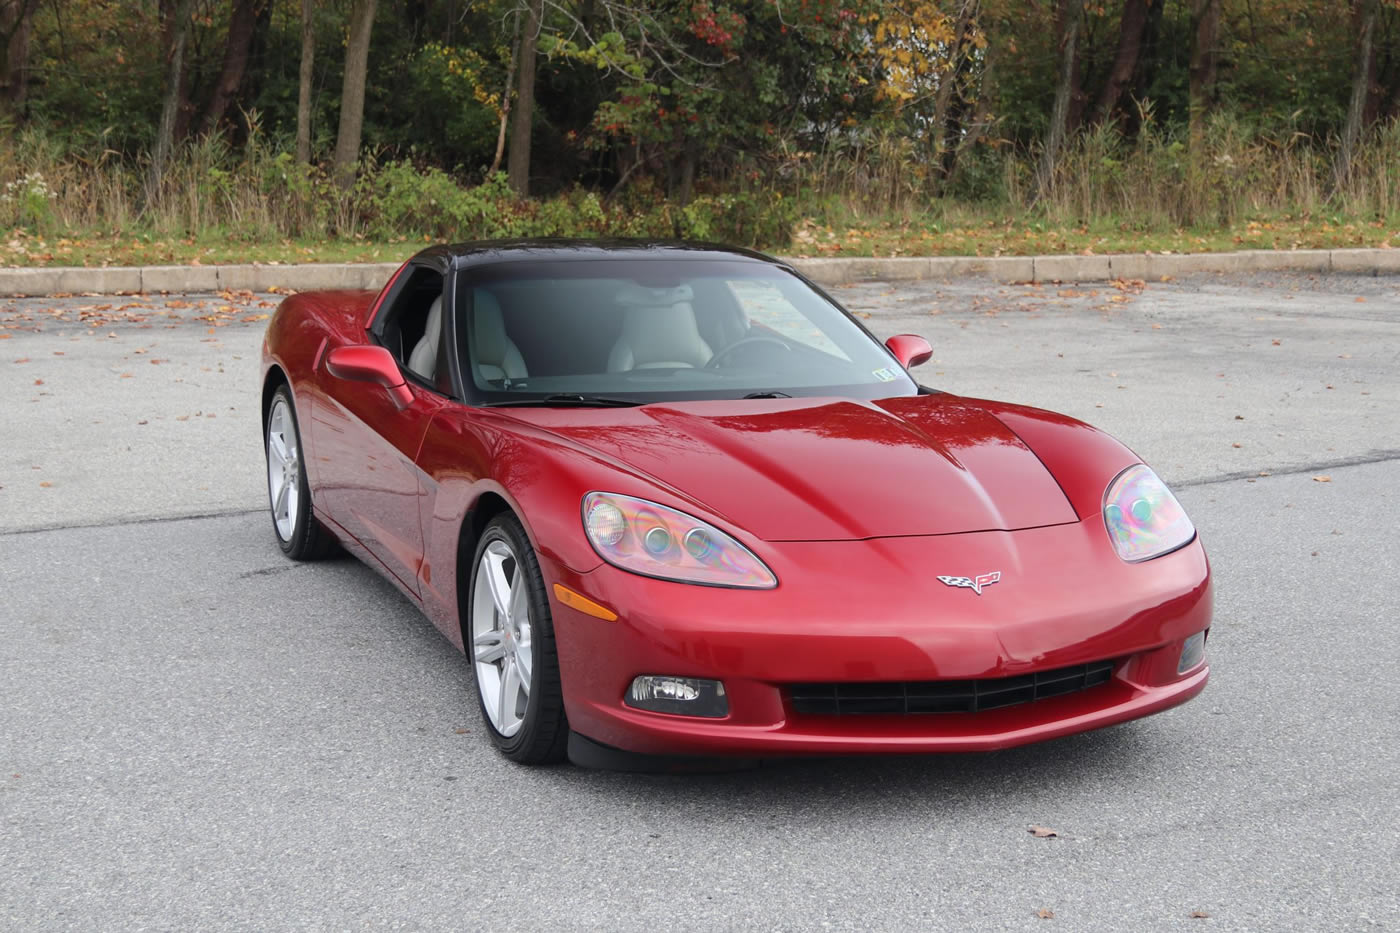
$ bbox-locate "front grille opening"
[788,659,1116,716]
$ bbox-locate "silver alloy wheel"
[266,396,301,542]
[471,539,534,738]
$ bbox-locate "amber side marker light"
[552,584,618,622]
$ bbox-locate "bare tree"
[1188,0,1220,152]
[928,0,979,192]
[508,0,543,196]
[332,0,377,191]
[0,0,40,112]
[296,0,316,165]
[147,0,197,206]
[489,11,522,177]
[200,0,265,136]
[1095,0,1150,126]
[1333,0,1379,192]
[1037,0,1081,200]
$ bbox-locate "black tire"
[468,513,569,764]
[265,385,338,561]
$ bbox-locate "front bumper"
[547,520,1212,758]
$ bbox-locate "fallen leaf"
[454,728,470,735]
[1190,910,1211,919]
[1271,339,1281,346]
[1028,825,1058,838]
[13,357,29,363]
[39,481,52,488]
[1313,475,1331,483]
[1036,908,1055,919]
[33,378,43,386]
[1232,443,1242,448]
[1234,415,1244,420]
[1354,296,1366,303]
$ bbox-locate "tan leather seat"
[407,296,443,382]
[473,290,528,383]
[607,284,712,371]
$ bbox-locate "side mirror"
[325,345,414,408]
[885,334,933,369]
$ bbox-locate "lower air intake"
[788,660,1116,716]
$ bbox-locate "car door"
[314,262,455,597]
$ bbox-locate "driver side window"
[379,266,451,395]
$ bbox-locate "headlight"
[582,492,777,588]
[1102,464,1195,562]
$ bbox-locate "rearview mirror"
[325,345,414,408]
[885,334,933,369]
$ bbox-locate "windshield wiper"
[741,391,792,399]
[485,393,644,408]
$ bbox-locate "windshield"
[457,258,917,404]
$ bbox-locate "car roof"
[411,238,789,272]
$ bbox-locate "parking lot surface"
[2,273,1397,930]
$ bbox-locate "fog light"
[1178,630,1207,673]
[625,676,728,718]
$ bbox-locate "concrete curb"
[2,249,1397,297]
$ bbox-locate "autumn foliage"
[1,0,1398,252]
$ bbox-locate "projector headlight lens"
[1103,465,1196,562]
[582,492,776,588]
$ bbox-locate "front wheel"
[265,386,336,560]
[468,513,568,764]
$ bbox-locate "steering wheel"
[705,336,793,369]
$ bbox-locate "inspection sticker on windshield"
[872,368,897,382]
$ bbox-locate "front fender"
[976,398,1144,519]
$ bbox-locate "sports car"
[260,240,1210,769]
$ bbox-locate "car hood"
[501,395,1078,541]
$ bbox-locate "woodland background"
[0,0,1398,264]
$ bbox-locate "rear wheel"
[469,513,568,764]
[265,386,336,560]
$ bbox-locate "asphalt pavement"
[2,273,1398,930]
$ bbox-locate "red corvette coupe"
[260,241,1210,769]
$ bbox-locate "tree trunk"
[199,0,263,136]
[332,0,377,191]
[508,0,543,196]
[0,0,38,112]
[1188,0,1220,152]
[147,0,197,207]
[296,0,316,164]
[1333,0,1378,191]
[1095,0,1150,126]
[1037,0,1081,201]
[677,144,696,206]
[488,12,522,176]
[1125,0,1166,133]
[950,33,997,189]
[928,0,978,193]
